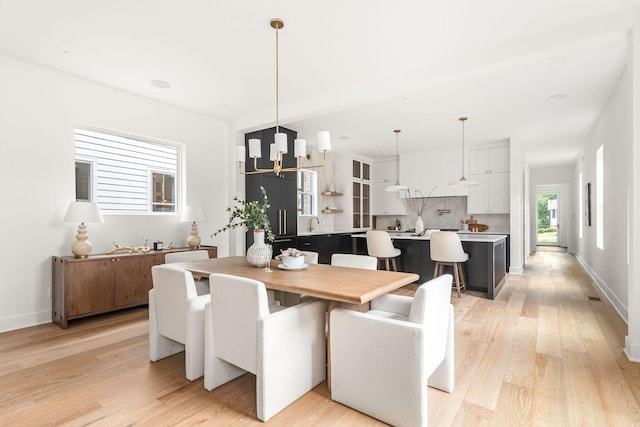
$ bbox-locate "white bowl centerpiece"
[275,247,306,268]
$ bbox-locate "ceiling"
[0,1,637,167]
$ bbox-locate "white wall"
[574,54,631,321]
[0,54,232,332]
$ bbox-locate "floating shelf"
[321,191,343,196]
[321,209,343,214]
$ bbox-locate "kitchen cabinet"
[297,233,352,264]
[245,127,298,251]
[333,155,373,231]
[467,144,510,214]
[372,159,406,216]
[52,246,217,329]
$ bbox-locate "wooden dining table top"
[172,256,419,305]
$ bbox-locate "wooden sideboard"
[52,246,217,329]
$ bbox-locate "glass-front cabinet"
[352,159,370,229]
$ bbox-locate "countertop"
[351,231,508,243]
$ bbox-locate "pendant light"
[450,116,478,187]
[385,129,409,192]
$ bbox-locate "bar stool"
[430,231,468,297]
[366,230,401,271]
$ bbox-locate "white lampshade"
[450,177,479,187]
[269,143,277,161]
[181,206,207,222]
[236,145,246,162]
[63,201,104,224]
[317,131,331,152]
[248,138,261,158]
[385,183,409,192]
[294,139,306,158]
[275,132,288,153]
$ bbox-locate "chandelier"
[237,18,331,176]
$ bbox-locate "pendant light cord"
[275,24,279,134]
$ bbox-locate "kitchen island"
[352,232,508,299]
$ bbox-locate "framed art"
[584,182,591,226]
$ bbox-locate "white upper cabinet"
[399,146,467,198]
[468,145,510,175]
[467,143,510,214]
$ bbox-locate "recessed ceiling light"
[546,94,567,102]
[150,80,171,89]
[339,136,350,140]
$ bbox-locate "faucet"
[309,216,320,232]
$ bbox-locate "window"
[596,145,604,249]
[74,128,179,213]
[578,172,583,238]
[75,161,92,202]
[297,169,317,216]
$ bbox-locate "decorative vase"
[415,217,424,234]
[247,229,271,267]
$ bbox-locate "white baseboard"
[508,266,523,274]
[574,254,628,323]
[0,309,52,333]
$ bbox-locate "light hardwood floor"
[2,250,640,426]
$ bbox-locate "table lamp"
[63,201,104,258]
[181,206,206,249]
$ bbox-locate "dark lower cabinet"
[297,233,352,264]
[352,234,507,299]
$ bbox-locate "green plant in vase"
[212,186,275,241]
[212,186,275,267]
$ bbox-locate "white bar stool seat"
[430,231,468,297]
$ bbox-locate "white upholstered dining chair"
[330,253,377,270]
[203,273,328,422]
[148,264,209,380]
[164,249,210,295]
[330,274,455,427]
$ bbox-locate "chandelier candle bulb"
[294,139,306,158]
[318,131,332,152]
[269,143,277,161]
[275,132,288,153]
[248,139,261,158]
[236,146,246,162]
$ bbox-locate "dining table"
[171,255,420,389]
[173,256,419,306]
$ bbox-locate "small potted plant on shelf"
[211,186,274,266]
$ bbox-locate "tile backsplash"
[375,196,510,233]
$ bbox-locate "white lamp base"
[71,223,93,258]
[186,222,201,250]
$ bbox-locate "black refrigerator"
[244,126,298,256]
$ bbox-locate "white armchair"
[148,264,209,381]
[164,249,210,296]
[330,253,377,270]
[204,273,328,422]
[330,274,455,427]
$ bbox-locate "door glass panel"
[537,193,558,245]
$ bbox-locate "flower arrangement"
[211,186,275,242]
